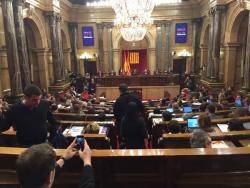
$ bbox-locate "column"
[211,5,225,81]
[192,18,202,73]
[69,22,79,73]
[1,0,22,95]
[155,22,162,72]
[148,48,156,74]
[113,49,120,74]
[243,11,250,90]
[56,15,64,80]
[160,23,166,72]
[200,45,208,78]
[97,23,104,72]
[108,24,113,72]
[63,48,71,71]
[103,24,109,73]
[207,8,214,79]
[224,43,240,87]
[165,21,172,72]
[34,48,50,90]
[46,12,63,84]
[13,0,31,88]
[0,49,9,91]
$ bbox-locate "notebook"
[217,124,229,132]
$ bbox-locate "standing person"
[16,140,94,188]
[0,84,59,147]
[113,83,144,133]
[120,102,148,149]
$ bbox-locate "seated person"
[162,111,173,121]
[85,122,100,134]
[198,114,213,132]
[98,111,106,121]
[190,129,212,148]
[71,103,82,114]
[233,108,248,117]
[16,140,94,188]
[172,102,181,113]
[120,102,148,149]
[228,119,246,131]
[168,120,181,134]
[206,104,220,119]
[153,106,161,114]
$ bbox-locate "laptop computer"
[166,108,174,113]
[183,106,192,113]
[235,99,242,107]
[187,118,199,128]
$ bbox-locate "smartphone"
[76,135,85,151]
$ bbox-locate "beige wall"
[1,0,250,94]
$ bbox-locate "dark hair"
[23,84,42,97]
[168,120,181,134]
[198,114,212,132]
[228,119,245,131]
[206,104,216,113]
[199,102,208,112]
[162,111,173,121]
[16,144,56,188]
[119,83,128,93]
[153,107,161,114]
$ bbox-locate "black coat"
[113,92,144,124]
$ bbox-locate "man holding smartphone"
[16,139,94,188]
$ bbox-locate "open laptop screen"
[187,118,198,128]
[183,106,192,113]
[235,99,242,107]
[166,108,173,113]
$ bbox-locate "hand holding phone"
[76,135,85,151]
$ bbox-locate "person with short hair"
[162,111,173,121]
[206,104,220,119]
[198,114,213,132]
[16,140,94,188]
[0,84,59,147]
[190,129,212,148]
[113,83,144,135]
[168,120,181,134]
[228,119,245,131]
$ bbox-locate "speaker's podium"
[95,74,180,100]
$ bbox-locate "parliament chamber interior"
[1,0,250,187]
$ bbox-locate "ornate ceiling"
[69,0,203,5]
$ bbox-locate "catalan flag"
[123,51,131,76]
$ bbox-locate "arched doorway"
[24,18,41,86]
[224,10,249,88]
[200,21,210,78]
[119,37,149,74]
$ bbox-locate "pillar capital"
[68,22,78,28]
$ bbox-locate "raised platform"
[96,85,180,100]
[95,74,179,87]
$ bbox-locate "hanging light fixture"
[87,0,182,42]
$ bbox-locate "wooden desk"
[1,147,250,188]
[95,75,179,87]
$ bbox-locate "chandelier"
[87,0,182,42]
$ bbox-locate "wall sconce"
[178,49,192,57]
